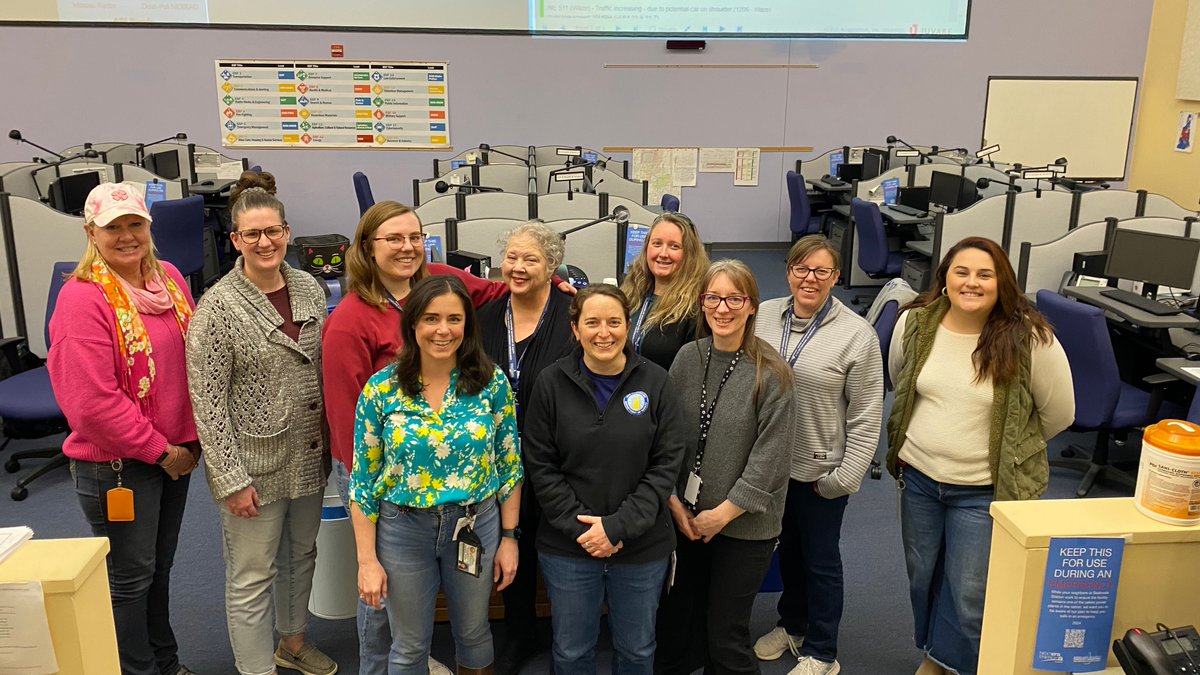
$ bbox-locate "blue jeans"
[899,464,994,675]
[376,496,500,675]
[336,460,392,675]
[538,552,669,675]
[776,479,849,662]
[72,458,191,675]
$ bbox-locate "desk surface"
[831,202,935,226]
[1062,286,1200,329]
[0,538,109,593]
[905,239,934,256]
[991,497,1200,547]
[806,178,852,193]
[1156,356,1200,385]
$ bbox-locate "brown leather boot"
[457,664,494,675]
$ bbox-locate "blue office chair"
[353,171,376,216]
[850,198,906,307]
[1,262,74,501]
[786,171,821,241]
[1036,290,1182,497]
[660,193,680,213]
[248,165,262,173]
[150,195,206,296]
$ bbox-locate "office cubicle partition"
[461,192,530,221]
[414,194,465,227]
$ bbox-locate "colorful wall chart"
[215,60,449,149]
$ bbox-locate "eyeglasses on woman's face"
[788,264,836,280]
[699,293,749,310]
[234,225,289,244]
[373,233,425,250]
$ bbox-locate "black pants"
[655,533,775,675]
[73,458,191,675]
[500,487,541,628]
[776,479,849,662]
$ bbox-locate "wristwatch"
[155,450,170,465]
[500,528,519,540]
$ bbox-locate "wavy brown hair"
[905,236,1053,385]
[393,276,493,397]
[347,201,430,310]
[621,213,710,328]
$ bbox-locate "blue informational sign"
[829,151,844,176]
[881,177,901,205]
[1033,537,1125,672]
[144,181,167,209]
[583,151,598,163]
[624,225,650,273]
[425,235,443,263]
[450,160,466,169]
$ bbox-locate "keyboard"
[888,204,927,217]
[1099,288,1182,316]
[821,177,847,187]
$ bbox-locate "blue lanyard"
[505,297,551,394]
[779,297,832,368]
[632,296,656,351]
[385,292,403,312]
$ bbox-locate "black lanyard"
[693,344,743,475]
[631,296,656,351]
[385,291,404,313]
[505,297,550,394]
[779,297,832,368]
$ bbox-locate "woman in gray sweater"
[656,259,795,675]
[186,186,336,675]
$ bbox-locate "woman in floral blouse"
[349,275,523,675]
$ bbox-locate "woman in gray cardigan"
[186,186,336,675]
[656,260,795,675]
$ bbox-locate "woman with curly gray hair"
[477,221,575,673]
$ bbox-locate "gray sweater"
[756,297,884,497]
[668,338,794,541]
[186,259,328,505]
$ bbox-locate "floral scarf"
[91,260,192,413]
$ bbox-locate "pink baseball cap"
[83,182,153,227]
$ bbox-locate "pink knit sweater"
[47,262,197,464]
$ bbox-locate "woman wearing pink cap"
[47,181,200,675]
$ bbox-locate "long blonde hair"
[346,201,430,309]
[621,213,709,327]
[696,259,792,404]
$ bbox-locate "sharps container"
[1135,419,1200,526]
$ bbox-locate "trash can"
[308,484,359,620]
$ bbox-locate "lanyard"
[385,291,404,313]
[505,297,551,394]
[693,344,743,475]
[778,297,832,368]
[632,296,656,351]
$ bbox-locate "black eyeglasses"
[700,294,749,310]
[235,225,288,244]
[788,265,836,280]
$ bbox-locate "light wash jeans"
[335,460,393,675]
[218,491,323,675]
[376,495,500,675]
[899,464,995,675]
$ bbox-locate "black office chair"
[1,262,74,501]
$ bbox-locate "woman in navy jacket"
[522,284,686,675]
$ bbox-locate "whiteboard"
[980,77,1138,180]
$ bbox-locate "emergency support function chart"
[215,60,450,149]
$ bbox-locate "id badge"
[454,515,482,577]
[107,487,135,522]
[683,471,702,507]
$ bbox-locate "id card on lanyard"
[632,296,656,352]
[779,297,832,368]
[685,344,743,509]
[505,298,550,413]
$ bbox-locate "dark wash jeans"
[72,457,191,675]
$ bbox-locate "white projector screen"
[981,76,1138,181]
[4,0,972,38]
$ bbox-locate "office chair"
[873,298,900,392]
[786,171,822,241]
[1036,290,1182,497]
[660,193,680,213]
[150,195,206,297]
[353,171,376,216]
[1,262,74,501]
[850,198,905,306]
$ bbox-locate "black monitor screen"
[1104,228,1200,290]
[146,150,180,180]
[860,151,883,181]
[837,163,863,181]
[929,171,965,209]
[899,186,931,210]
[51,171,102,215]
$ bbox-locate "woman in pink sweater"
[47,182,199,675]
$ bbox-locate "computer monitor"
[899,186,931,210]
[48,171,102,215]
[145,150,180,180]
[1104,228,1200,292]
[929,171,976,211]
[836,162,863,181]
[860,151,884,181]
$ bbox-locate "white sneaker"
[428,657,453,675]
[753,626,803,660]
[787,656,840,675]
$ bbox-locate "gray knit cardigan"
[186,259,328,505]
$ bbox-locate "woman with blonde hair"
[48,181,200,675]
[620,212,710,370]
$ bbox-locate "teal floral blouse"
[350,364,522,521]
